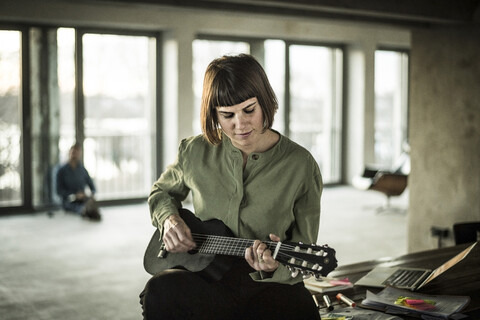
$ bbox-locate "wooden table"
[313,241,480,319]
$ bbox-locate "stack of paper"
[304,277,353,293]
[361,286,470,319]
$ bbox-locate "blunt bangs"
[201,54,278,145]
[209,66,255,109]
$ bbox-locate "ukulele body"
[143,208,238,281]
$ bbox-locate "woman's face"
[216,97,265,153]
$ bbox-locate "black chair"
[352,150,410,213]
[453,222,480,245]
[353,168,408,213]
[369,172,408,208]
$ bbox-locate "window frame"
[0,25,32,213]
[0,24,163,214]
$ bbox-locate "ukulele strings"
[189,233,326,264]
[190,233,297,250]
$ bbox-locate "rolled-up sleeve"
[148,140,191,236]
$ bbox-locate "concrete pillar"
[408,26,480,251]
[161,28,195,171]
[344,41,376,183]
[30,27,60,208]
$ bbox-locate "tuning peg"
[291,268,300,278]
[316,250,324,256]
[302,272,312,279]
[289,257,296,264]
[158,244,167,258]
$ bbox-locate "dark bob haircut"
[200,54,278,145]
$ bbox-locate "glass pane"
[0,30,23,207]
[264,40,285,134]
[192,39,250,134]
[374,50,409,168]
[289,45,342,183]
[57,28,76,163]
[83,33,155,200]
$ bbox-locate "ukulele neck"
[194,234,278,257]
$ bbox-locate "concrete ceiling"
[76,0,480,26]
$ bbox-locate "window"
[289,44,343,183]
[0,30,23,207]
[192,39,250,134]
[0,27,159,211]
[192,39,286,134]
[57,28,76,162]
[264,40,286,134]
[82,33,156,200]
[374,50,409,168]
[192,38,343,183]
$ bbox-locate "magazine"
[361,286,470,319]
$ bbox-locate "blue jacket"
[56,162,96,201]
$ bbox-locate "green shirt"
[148,132,323,285]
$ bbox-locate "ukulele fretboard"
[193,234,276,256]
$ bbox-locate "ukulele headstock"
[275,241,337,279]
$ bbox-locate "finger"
[182,226,196,248]
[260,248,272,266]
[252,239,262,251]
[256,242,268,259]
[163,232,180,252]
[166,215,196,246]
[174,224,196,248]
[163,227,195,252]
[252,240,264,265]
[162,235,174,251]
[244,247,255,268]
[258,252,265,264]
[259,250,280,272]
[269,234,281,242]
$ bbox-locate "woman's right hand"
[162,214,196,252]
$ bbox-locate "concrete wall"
[408,26,480,251]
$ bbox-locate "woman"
[140,54,322,320]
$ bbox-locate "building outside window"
[288,44,343,183]
[0,30,22,207]
[374,50,409,169]
[81,32,156,200]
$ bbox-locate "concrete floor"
[0,186,408,320]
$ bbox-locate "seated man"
[56,143,101,221]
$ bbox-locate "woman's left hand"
[245,234,280,273]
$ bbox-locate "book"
[304,276,353,293]
[361,286,470,319]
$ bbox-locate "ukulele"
[144,208,337,281]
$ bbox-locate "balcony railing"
[83,133,153,201]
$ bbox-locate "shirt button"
[252,154,259,160]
